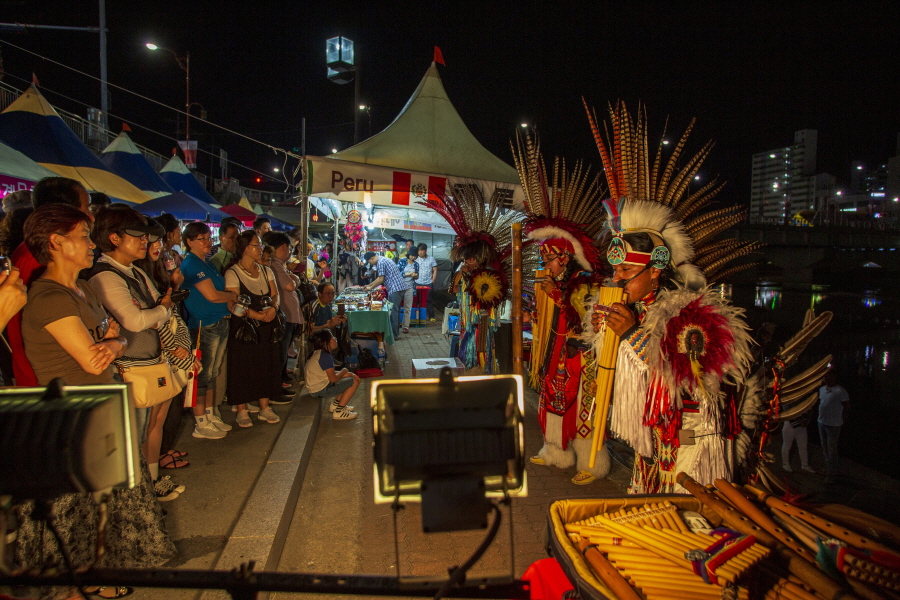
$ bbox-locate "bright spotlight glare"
[146,43,158,50]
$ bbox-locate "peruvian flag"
[391,171,446,206]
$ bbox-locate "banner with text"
[305,156,524,210]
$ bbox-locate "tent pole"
[333,203,339,285]
[511,222,523,376]
[297,124,310,376]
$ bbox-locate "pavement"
[127,316,900,600]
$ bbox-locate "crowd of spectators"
[0,176,370,599]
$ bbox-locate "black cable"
[432,502,502,600]
[45,505,88,600]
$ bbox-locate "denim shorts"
[191,317,229,395]
[310,377,353,399]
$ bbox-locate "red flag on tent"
[434,46,445,66]
[122,123,132,132]
[31,73,40,86]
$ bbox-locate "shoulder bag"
[118,359,179,408]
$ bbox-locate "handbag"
[118,359,178,409]
[233,316,259,343]
[271,309,287,343]
[297,275,318,305]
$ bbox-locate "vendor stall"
[337,287,395,346]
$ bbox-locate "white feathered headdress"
[585,99,762,287]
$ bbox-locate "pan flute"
[588,286,626,468]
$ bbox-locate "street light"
[326,36,361,144]
[146,42,191,144]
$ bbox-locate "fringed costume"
[586,102,763,493]
[419,182,537,373]
[512,133,612,485]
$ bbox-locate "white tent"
[304,62,523,212]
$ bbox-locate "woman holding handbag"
[19,203,175,598]
[135,218,199,471]
[225,230,284,428]
[87,206,188,500]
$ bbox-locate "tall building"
[750,130,830,222]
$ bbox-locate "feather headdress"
[587,100,762,287]
[511,131,606,272]
[418,181,538,300]
[419,181,519,265]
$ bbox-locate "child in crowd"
[305,329,361,419]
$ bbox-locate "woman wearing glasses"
[180,222,237,440]
[224,231,283,428]
[86,206,185,501]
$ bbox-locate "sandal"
[572,470,596,485]
[84,586,134,599]
[159,454,189,469]
[162,449,188,458]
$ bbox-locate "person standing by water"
[818,370,850,484]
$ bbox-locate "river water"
[731,280,900,479]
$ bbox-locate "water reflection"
[754,284,782,310]
[862,289,882,308]
[737,281,900,478]
[810,285,828,310]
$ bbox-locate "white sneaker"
[329,403,355,413]
[258,407,280,423]
[236,410,253,428]
[231,403,260,413]
[332,407,358,420]
[783,464,793,472]
[208,413,233,432]
[192,421,227,439]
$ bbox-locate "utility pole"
[0,0,109,127]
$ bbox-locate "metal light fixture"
[371,370,526,533]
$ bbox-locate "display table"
[347,304,395,345]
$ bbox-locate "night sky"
[1,1,898,202]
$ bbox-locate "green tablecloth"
[347,304,395,345]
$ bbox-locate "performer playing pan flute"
[586,101,760,494]
[512,134,613,486]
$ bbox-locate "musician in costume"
[419,182,536,374]
[512,138,612,485]
[585,102,761,493]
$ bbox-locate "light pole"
[146,43,190,143]
[360,104,372,138]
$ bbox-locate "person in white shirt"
[414,243,438,322]
[818,370,850,483]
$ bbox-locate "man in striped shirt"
[363,251,410,339]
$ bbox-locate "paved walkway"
[129,319,899,600]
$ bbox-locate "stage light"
[371,369,526,533]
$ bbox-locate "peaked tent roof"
[327,63,518,184]
[0,138,59,182]
[138,191,230,222]
[0,86,152,203]
[101,131,175,198]
[159,155,218,205]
